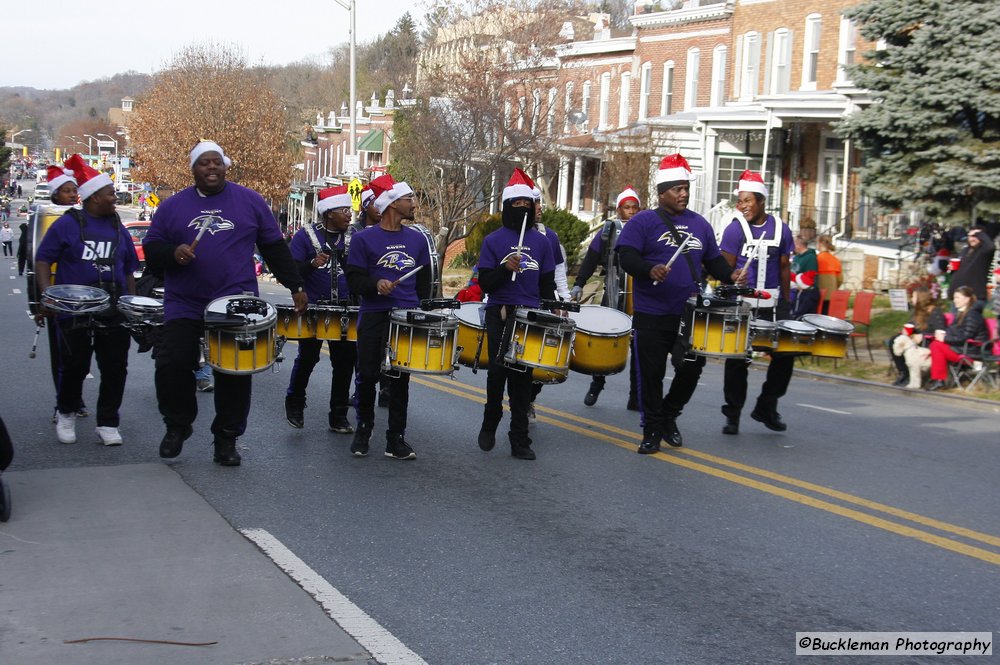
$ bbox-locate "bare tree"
[129,44,293,202]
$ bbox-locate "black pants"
[155,318,250,438]
[793,289,820,318]
[55,319,130,427]
[631,314,705,435]
[286,337,357,417]
[722,307,795,418]
[1,241,12,257]
[354,310,410,434]
[483,305,533,443]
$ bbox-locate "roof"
[357,129,384,153]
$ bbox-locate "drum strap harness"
[736,215,782,308]
[68,208,122,321]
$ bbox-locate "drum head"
[749,318,777,331]
[455,302,486,329]
[45,284,109,303]
[569,305,632,334]
[777,319,816,334]
[800,313,854,334]
[118,295,163,312]
[205,296,276,330]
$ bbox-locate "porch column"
[558,156,570,209]
[571,156,583,213]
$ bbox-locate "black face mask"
[502,200,535,231]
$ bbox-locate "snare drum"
[455,302,489,368]
[503,308,575,377]
[203,296,277,374]
[275,302,316,339]
[685,296,751,358]
[748,318,777,352]
[117,295,164,327]
[385,309,458,374]
[314,304,359,341]
[567,305,632,375]
[773,319,817,355]
[41,284,111,315]
[800,313,855,358]
[531,368,569,385]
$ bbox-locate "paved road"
[2,189,998,663]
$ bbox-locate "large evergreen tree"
[838,0,1000,223]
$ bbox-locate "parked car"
[33,183,51,201]
[123,220,151,265]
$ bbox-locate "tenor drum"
[275,302,316,339]
[455,302,489,368]
[117,295,164,327]
[685,296,751,358]
[748,318,777,352]
[567,305,632,376]
[800,313,855,359]
[773,320,817,355]
[385,309,458,374]
[203,296,277,374]
[409,223,441,297]
[26,205,73,315]
[503,308,575,377]
[41,284,111,315]
[314,304,359,341]
[623,274,633,316]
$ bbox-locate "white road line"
[796,403,852,415]
[240,528,428,665]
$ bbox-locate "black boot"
[385,431,416,460]
[159,425,193,459]
[509,433,536,460]
[213,436,241,466]
[478,420,499,451]
[583,379,604,407]
[285,396,305,429]
[350,422,372,457]
[328,407,354,434]
[721,405,740,435]
[891,353,910,387]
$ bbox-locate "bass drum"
[25,205,73,315]
[408,223,441,298]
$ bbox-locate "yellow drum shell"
[504,309,574,372]
[623,275,633,316]
[315,306,358,341]
[687,298,751,358]
[275,304,316,340]
[772,320,817,355]
[455,303,489,368]
[386,309,458,375]
[567,305,632,376]
[799,313,854,359]
[748,319,777,352]
[203,297,277,375]
[531,367,568,385]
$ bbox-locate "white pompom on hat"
[733,169,768,198]
[47,159,79,194]
[189,140,232,168]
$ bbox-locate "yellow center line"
[412,373,1000,564]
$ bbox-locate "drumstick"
[511,212,528,282]
[391,264,424,287]
[736,236,764,283]
[188,217,211,251]
[653,235,691,286]
[29,322,41,358]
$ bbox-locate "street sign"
[147,193,160,207]
[348,178,363,211]
[343,154,360,175]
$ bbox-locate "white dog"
[892,334,931,389]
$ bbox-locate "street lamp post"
[10,128,33,143]
[84,134,98,157]
[96,133,118,156]
[332,0,357,167]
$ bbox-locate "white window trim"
[582,81,592,129]
[638,62,652,121]
[837,16,857,83]
[618,72,631,127]
[769,28,792,94]
[598,72,611,130]
[661,60,675,116]
[800,13,821,91]
[684,48,700,111]
[710,44,727,106]
[740,31,760,101]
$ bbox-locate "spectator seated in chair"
[887,286,946,387]
[925,286,988,391]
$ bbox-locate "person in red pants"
[925,285,988,390]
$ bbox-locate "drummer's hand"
[174,244,196,266]
[292,291,308,313]
[649,264,669,282]
[504,254,521,273]
[376,278,395,296]
[34,308,53,323]
[570,285,583,301]
[312,252,329,268]
[731,269,747,286]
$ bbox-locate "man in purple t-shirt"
[283,185,357,435]
[35,162,138,447]
[718,170,794,435]
[144,142,306,467]
[474,169,556,460]
[345,181,432,460]
[615,154,734,454]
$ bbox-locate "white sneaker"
[56,412,77,444]
[95,426,123,446]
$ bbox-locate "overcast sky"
[6,0,428,90]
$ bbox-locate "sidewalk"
[1,464,372,665]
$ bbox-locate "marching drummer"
[718,170,795,435]
[475,169,556,461]
[284,185,357,434]
[144,141,306,467]
[616,154,734,455]
[344,180,431,460]
[34,157,138,446]
[572,185,641,409]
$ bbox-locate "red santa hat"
[365,174,396,204]
[47,158,79,194]
[792,270,817,290]
[616,186,640,208]
[655,154,696,185]
[733,169,768,198]
[316,185,351,214]
[502,168,536,202]
[374,181,414,214]
[65,153,113,201]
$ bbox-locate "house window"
[531,89,541,134]
[740,32,760,100]
[517,96,526,130]
[582,81,592,128]
[684,48,700,111]
[711,44,727,106]
[638,62,652,121]
[837,17,857,82]
[564,81,574,132]
[547,87,557,135]
[599,72,611,129]
[618,72,631,127]
[801,13,821,90]
[715,156,780,207]
[769,28,792,94]
[661,61,675,116]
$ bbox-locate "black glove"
[776,298,793,320]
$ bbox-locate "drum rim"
[43,284,110,303]
[776,320,817,334]
[389,309,459,328]
[205,296,277,331]
[800,313,855,334]
[568,304,633,335]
